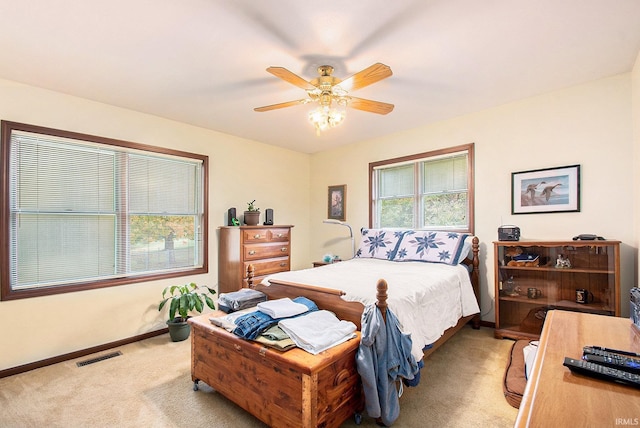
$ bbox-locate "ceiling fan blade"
[266,67,317,90]
[254,99,309,112]
[339,63,392,92]
[349,97,394,115]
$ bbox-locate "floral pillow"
[395,231,471,265]
[355,228,406,260]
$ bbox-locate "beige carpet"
[0,325,518,427]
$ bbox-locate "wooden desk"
[516,310,640,427]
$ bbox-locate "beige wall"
[1,67,638,371]
[310,74,635,321]
[0,79,311,371]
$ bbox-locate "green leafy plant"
[246,200,259,212]
[158,282,216,322]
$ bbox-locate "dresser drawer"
[243,228,271,243]
[244,258,289,278]
[268,228,290,242]
[244,243,290,260]
[243,228,290,243]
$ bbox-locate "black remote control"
[583,346,640,374]
[563,357,640,389]
[583,345,640,358]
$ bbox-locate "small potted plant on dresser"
[243,200,261,226]
[158,282,216,342]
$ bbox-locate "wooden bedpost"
[246,264,254,289]
[376,279,388,323]
[471,236,481,329]
[471,236,479,285]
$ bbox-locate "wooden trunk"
[189,314,364,428]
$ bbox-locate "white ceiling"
[1,0,640,154]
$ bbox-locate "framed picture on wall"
[328,184,346,221]
[512,164,580,214]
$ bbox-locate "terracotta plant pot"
[244,211,260,225]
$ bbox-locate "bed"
[247,230,481,361]
[190,230,480,426]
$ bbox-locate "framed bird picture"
[511,164,580,214]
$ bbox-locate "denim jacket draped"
[356,304,421,426]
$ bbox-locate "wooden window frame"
[368,143,475,234]
[0,121,209,301]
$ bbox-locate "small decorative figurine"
[555,254,571,268]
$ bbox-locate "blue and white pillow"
[355,228,406,260]
[395,231,470,265]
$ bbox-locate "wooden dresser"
[189,313,363,428]
[218,225,293,294]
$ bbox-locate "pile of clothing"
[210,296,357,354]
[217,288,268,313]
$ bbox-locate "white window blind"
[422,155,468,194]
[379,164,414,197]
[371,145,473,232]
[421,154,469,229]
[7,128,205,293]
[376,164,416,228]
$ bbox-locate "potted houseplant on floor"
[243,199,261,226]
[158,282,216,342]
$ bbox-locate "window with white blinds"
[1,121,207,300]
[370,144,474,233]
[377,164,415,228]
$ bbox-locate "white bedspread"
[262,258,480,361]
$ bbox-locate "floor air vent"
[76,351,122,367]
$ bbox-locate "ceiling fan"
[254,63,394,132]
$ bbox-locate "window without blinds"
[1,122,207,300]
[370,144,474,233]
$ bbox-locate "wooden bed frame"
[188,237,480,426]
[247,236,481,358]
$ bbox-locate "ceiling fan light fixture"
[319,91,332,106]
[331,85,347,97]
[308,105,345,135]
[255,63,393,134]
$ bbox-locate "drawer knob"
[280,262,286,267]
[281,247,287,252]
[234,344,241,352]
[254,234,261,239]
[277,233,283,238]
[248,250,256,255]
